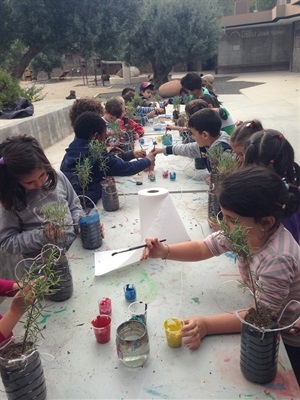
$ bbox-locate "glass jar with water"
[116,320,149,368]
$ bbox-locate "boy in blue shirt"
[60,111,155,205]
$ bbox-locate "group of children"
[0,72,299,385]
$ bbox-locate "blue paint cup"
[169,172,176,181]
[124,284,136,302]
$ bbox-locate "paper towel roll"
[138,187,190,244]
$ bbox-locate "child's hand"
[156,107,165,114]
[166,124,177,131]
[181,316,209,350]
[133,149,146,158]
[107,145,124,155]
[147,110,156,118]
[146,152,155,165]
[141,238,166,260]
[10,280,40,315]
[43,222,64,242]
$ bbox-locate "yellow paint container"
[163,318,183,348]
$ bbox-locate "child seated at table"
[104,96,144,141]
[244,128,300,244]
[200,94,235,136]
[69,98,104,127]
[141,166,300,384]
[230,119,264,164]
[60,111,155,205]
[139,82,166,114]
[153,108,232,173]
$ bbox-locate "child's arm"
[141,237,214,262]
[181,312,245,350]
[0,282,36,342]
[0,208,45,255]
[166,125,187,132]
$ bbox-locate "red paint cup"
[98,297,112,315]
[91,315,111,344]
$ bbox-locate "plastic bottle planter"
[48,256,73,302]
[172,110,180,120]
[101,178,120,212]
[208,170,221,219]
[119,130,135,152]
[162,134,172,146]
[194,157,206,170]
[0,338,47,400]
[240,322,280,384]
[79,209,102,250]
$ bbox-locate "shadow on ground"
[214,76,264,95]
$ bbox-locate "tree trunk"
[152,63,171,89]
[10,46,41,79]
[187,60,202,72]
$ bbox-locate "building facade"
[217,0,300,73]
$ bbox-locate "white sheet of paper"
[94,188,190,276]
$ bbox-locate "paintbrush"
[111,239,166,256]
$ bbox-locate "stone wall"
[217,24,292,73]
[292,20,300,71]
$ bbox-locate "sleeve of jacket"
[0,207,44,255]
[119,151,135,162]
[106,155,151,176]
[58,171,84,224]
[129,118,144,137]
[0,279,16,297]
[164,142,201,158]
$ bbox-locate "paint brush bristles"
[111,239,166,256]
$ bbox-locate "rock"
[158,80,182,98]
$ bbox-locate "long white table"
[1,121,299,399]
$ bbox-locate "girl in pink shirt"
[142,166,300,384]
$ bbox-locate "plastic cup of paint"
[135,172,143,185]
[124,284,136,302]
[128,301,147,326]
[98,297,112,315]
[163,318,183,348]
[91,315,111,344]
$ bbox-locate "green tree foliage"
[0,70,23,109]
[2,0,103,78]
[249,0,277,12]
[123,0,222,88]
[218,0,235,16]
[92,0,143,63]
[31,52,63,80]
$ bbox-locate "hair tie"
[276,202,286,209]
[246,121,254,128]
[282,179,289,190]
[235,120,243,127]
[0,157,5,165]
[278,133,284,139]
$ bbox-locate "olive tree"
[122,0,222,88]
